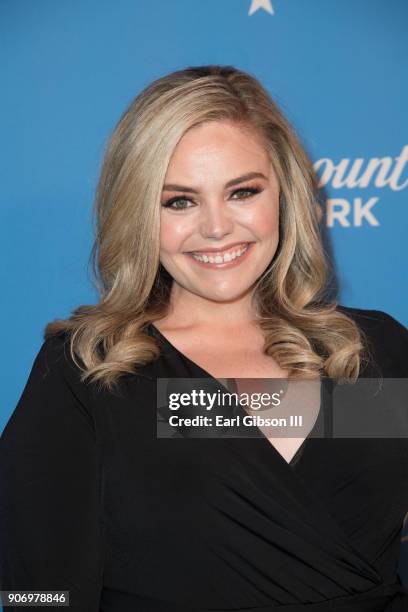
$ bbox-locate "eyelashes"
[161,186,263,211]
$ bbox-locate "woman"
[1,65,408,611]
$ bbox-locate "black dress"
[1,305,408,611]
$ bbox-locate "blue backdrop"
[1,0,407,591]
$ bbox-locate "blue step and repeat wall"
[1,0,407,595]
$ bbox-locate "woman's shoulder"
[38,330,152,398]
[37,330,83,383]
[23,330,97,418]
[335,304,408,377]
[1,331,97,449]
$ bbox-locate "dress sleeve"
[367,310,408,377]
[342,307,408,378]
[0,335,104,611]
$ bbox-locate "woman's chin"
[189,283,256,303]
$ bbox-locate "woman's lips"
[184,242,255,269]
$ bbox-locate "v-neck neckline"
[148,322,328,469]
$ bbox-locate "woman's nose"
[199,202,234,239]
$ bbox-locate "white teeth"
[191,244,249,264]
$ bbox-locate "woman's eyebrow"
[162,171,268,193]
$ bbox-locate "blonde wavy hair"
[45,64,369,392]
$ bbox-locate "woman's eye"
[231,187,262,199]
[162,198,194,210]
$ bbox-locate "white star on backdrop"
[248,0,274,16]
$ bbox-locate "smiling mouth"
[185,242,254,268]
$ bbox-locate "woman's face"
[159,120,280,303]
